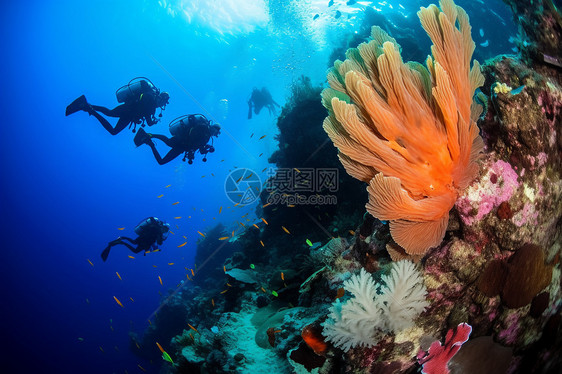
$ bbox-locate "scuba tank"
[116,77,159,103]
[169,115,191,137]
[134,217,159,235]
[169,114,209,137]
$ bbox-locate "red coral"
[417,323,472,374]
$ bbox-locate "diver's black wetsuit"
[88,93,160,135]
[101,218,169,261]
[141,122,215,165]
[248,87,279,119]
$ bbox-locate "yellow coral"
[322,0,484,255]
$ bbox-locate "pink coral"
[456,159,519,225]
[417,323,472,374]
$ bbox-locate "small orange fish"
[261,287,266,293]
[188,324,198,333]
[186,273,191,281]
[219,236,229,241]
[190,269,195,276]
[189,333,195,341]
[262,167,267,172]
[282,226,291,234]
[261,218,268,225]
[239,222,246,227]
[99,346,104,352]
[220,289,228,294]
[183,235,187,239]
[168,262,174,265]
[138,364,147,372]
[165,184,171,188]
[116,272,122,281]
[152,265,157,268]
[349,230,356,236]
[156,342,165,354]
[262,203,271,208]
[244,173,253,180]
[335,287,345,299]
[294,168,301,173]
[178,242,187,248]
[281,272,285,281]
[172,201,179,205]
[128,255,135,259]
[87,259,94,267]
[236,176,243,183]
[158,276,163,286]
[226,283,232,287]
[130,297,134,302]
[253,224,259,229]
[219,206,223,214]
[169,230,175,235]
[117,227,125,231]
[259,135,266,140]
[231,230,235,237]
[223,266,226,273]
[157,194,164,198]
[288,204,295,208]
[197,231,205,237]
[211,299,215,307]
[174,216,182,219]
[148,319,152,325]
[260,240,265,247]
[113,296,124,308]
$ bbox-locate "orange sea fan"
[322,0,484,255]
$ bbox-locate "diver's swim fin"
[134,127,150,147]
[65,95,87,116]
[101,247,110,262]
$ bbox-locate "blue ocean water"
[1,1,516,373]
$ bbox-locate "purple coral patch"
[418,323,472,374]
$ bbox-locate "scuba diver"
[101,217,170,261]
[247,87,280,119]
[134,114,221,165]
[65,77,170,134]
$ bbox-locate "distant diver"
[65,77,170,134]
[134,114,221,165]
[247,87,280,119]
[101,217,170,261]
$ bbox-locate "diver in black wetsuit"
[247,87,280,119]
[134,114,221,165]
[101,217,170,261]
[65,77,169,135]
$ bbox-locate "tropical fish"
[271,291,278,297]
[157,194,164,198]
[130,297,134,302]
[113,296,124,308]
[162,351,173,363]
[335,10,341,19]
[219,236,229,240]
[172,201,179,205]
[253,224,260,229]
[116,272,122,281]
[219,206,223,214]
[191,269,195,276]
[260,240,265,247]
[188,324,198,332]
[87,259,94,267]
[211,299,215,307]
[259,135,266,140]
[197,231,206,237]
[221,289,228,294]
[349,230,355,236]
[156,342,165,353]
[138,364,146,372]
[174,216,182,219]
[168,263,174,265]
[128,255,135,259]
[259,153,263,157]
[261,218,268,225]
[117,227,125,230]
[250,264,255,269]
[178,242,187,247]
[281,272,285,281]
[165,184,171,188]
[158,276,163,285]
[281,226,291,234]
[306,239,313,246]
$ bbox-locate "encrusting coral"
[322,0,485,255]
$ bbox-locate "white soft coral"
[323,261,428,351]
